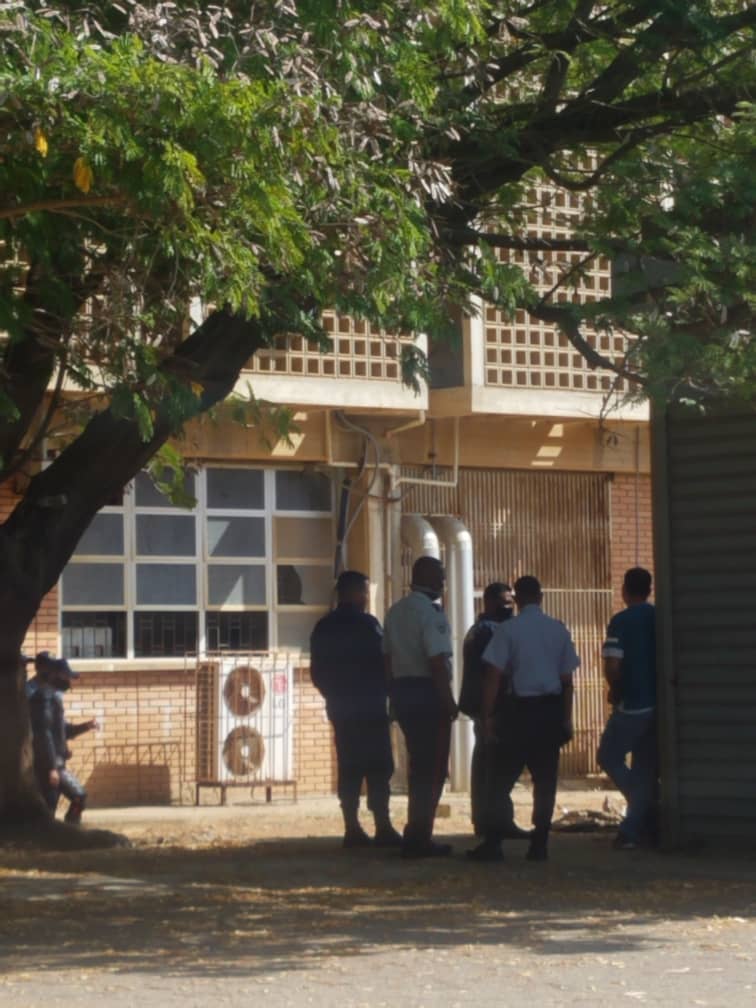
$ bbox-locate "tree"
[0,0,753,828]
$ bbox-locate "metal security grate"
[400,466,613,776]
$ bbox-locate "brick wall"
[293,668,336,797]
[610,472,654,611]
[62,665,336,807]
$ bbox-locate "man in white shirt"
[383,556,458,858]
[478,575,580,862]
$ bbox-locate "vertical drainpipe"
[429,516,475,792]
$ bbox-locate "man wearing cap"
[28,653,96,824]
[310,570,402,849]
[480,575,580,861]
[383,556,458,858]
[459,582,531,860]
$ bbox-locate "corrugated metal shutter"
[658,411,756,843]
[400,467,612,775]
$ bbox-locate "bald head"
[411,556,445,598]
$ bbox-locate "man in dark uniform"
[28,653,95,824]
[459,582,531,860]
[480,576,580,862]
[310,570,402,848]
[383,556,457,859]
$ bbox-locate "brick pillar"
[610,472,654,611]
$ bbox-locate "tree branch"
[0,196,126,221]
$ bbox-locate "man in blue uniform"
[383,556,457,859]
[598,567,658,849]
[481,575,580,862]
[459,582,531,860]
[310,570,402,848]
[28,653,95,824]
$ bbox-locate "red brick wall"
[62,665,335,807]
[293,668,336,796]
[610,472,654,611]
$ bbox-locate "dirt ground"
[1,787,755,1008]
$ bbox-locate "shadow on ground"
[1,833,755,980]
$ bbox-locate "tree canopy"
[0,0,753,609]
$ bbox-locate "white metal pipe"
[394,417,460,489]
[385,410,426,439]
[429,515,475,792]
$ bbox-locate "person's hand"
[445,697,459,722]
[560,719,574,746]
[49,768,60,788]
[84,718,99,732]
[482,714,498,743]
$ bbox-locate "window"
[61,467,334,658]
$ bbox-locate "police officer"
[480,575,580,862]
[383,556,457,858]
[28,653,95,824]
[310,570,402,848]
[459,582,531,860]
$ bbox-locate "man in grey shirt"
[383,556,458,858]
[479,575,580,862]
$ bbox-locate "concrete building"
[12,207,653,807]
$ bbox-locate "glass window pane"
[62,564,124,606]
[275,470,331,512]
[208,517,265,558]
[277,610,321,651]
[277,564,333,606]
[62,612,127,658]
[207,468,264,510]
[208,565,266,606]
[134,612,198,657]
[135,470,196,508]
[136,515,195,556]
[275,517,332,560]
[73,514,124,556]
[205,612,269,651]
[136,564,196,605]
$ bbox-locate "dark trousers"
[470,719,515,836]
[489,695,563,848]
[391,679,451,847]
[331,715,394,820]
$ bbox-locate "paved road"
[0,798,754,1007]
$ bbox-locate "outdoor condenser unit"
[216,654,293,783]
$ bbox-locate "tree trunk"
[0,308,268,831]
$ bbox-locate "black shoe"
[343,826,372,849]
[373,826,403,848]
[466,840,504,863]
[401,840,453,859]
[526,843,548,862]
[500,823,533,840]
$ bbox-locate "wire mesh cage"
[194,651,297,803]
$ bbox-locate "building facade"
[12,205,654,806]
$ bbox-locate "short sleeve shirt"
[482,605,580,696]
[383,590,452,680]
[602,602,656,712]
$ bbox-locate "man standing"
[597,567,658,850]
[383,556,457,858]
[28,653,94,824]
[310,570,402,848]
[480,575,580,862]
[459,582,531,858]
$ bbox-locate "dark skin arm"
[561,677,574,743]
[430,654,458,720]
[481,660,505,740]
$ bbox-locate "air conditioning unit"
[215,654,293,783]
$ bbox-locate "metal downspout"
[429,516,475,792]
